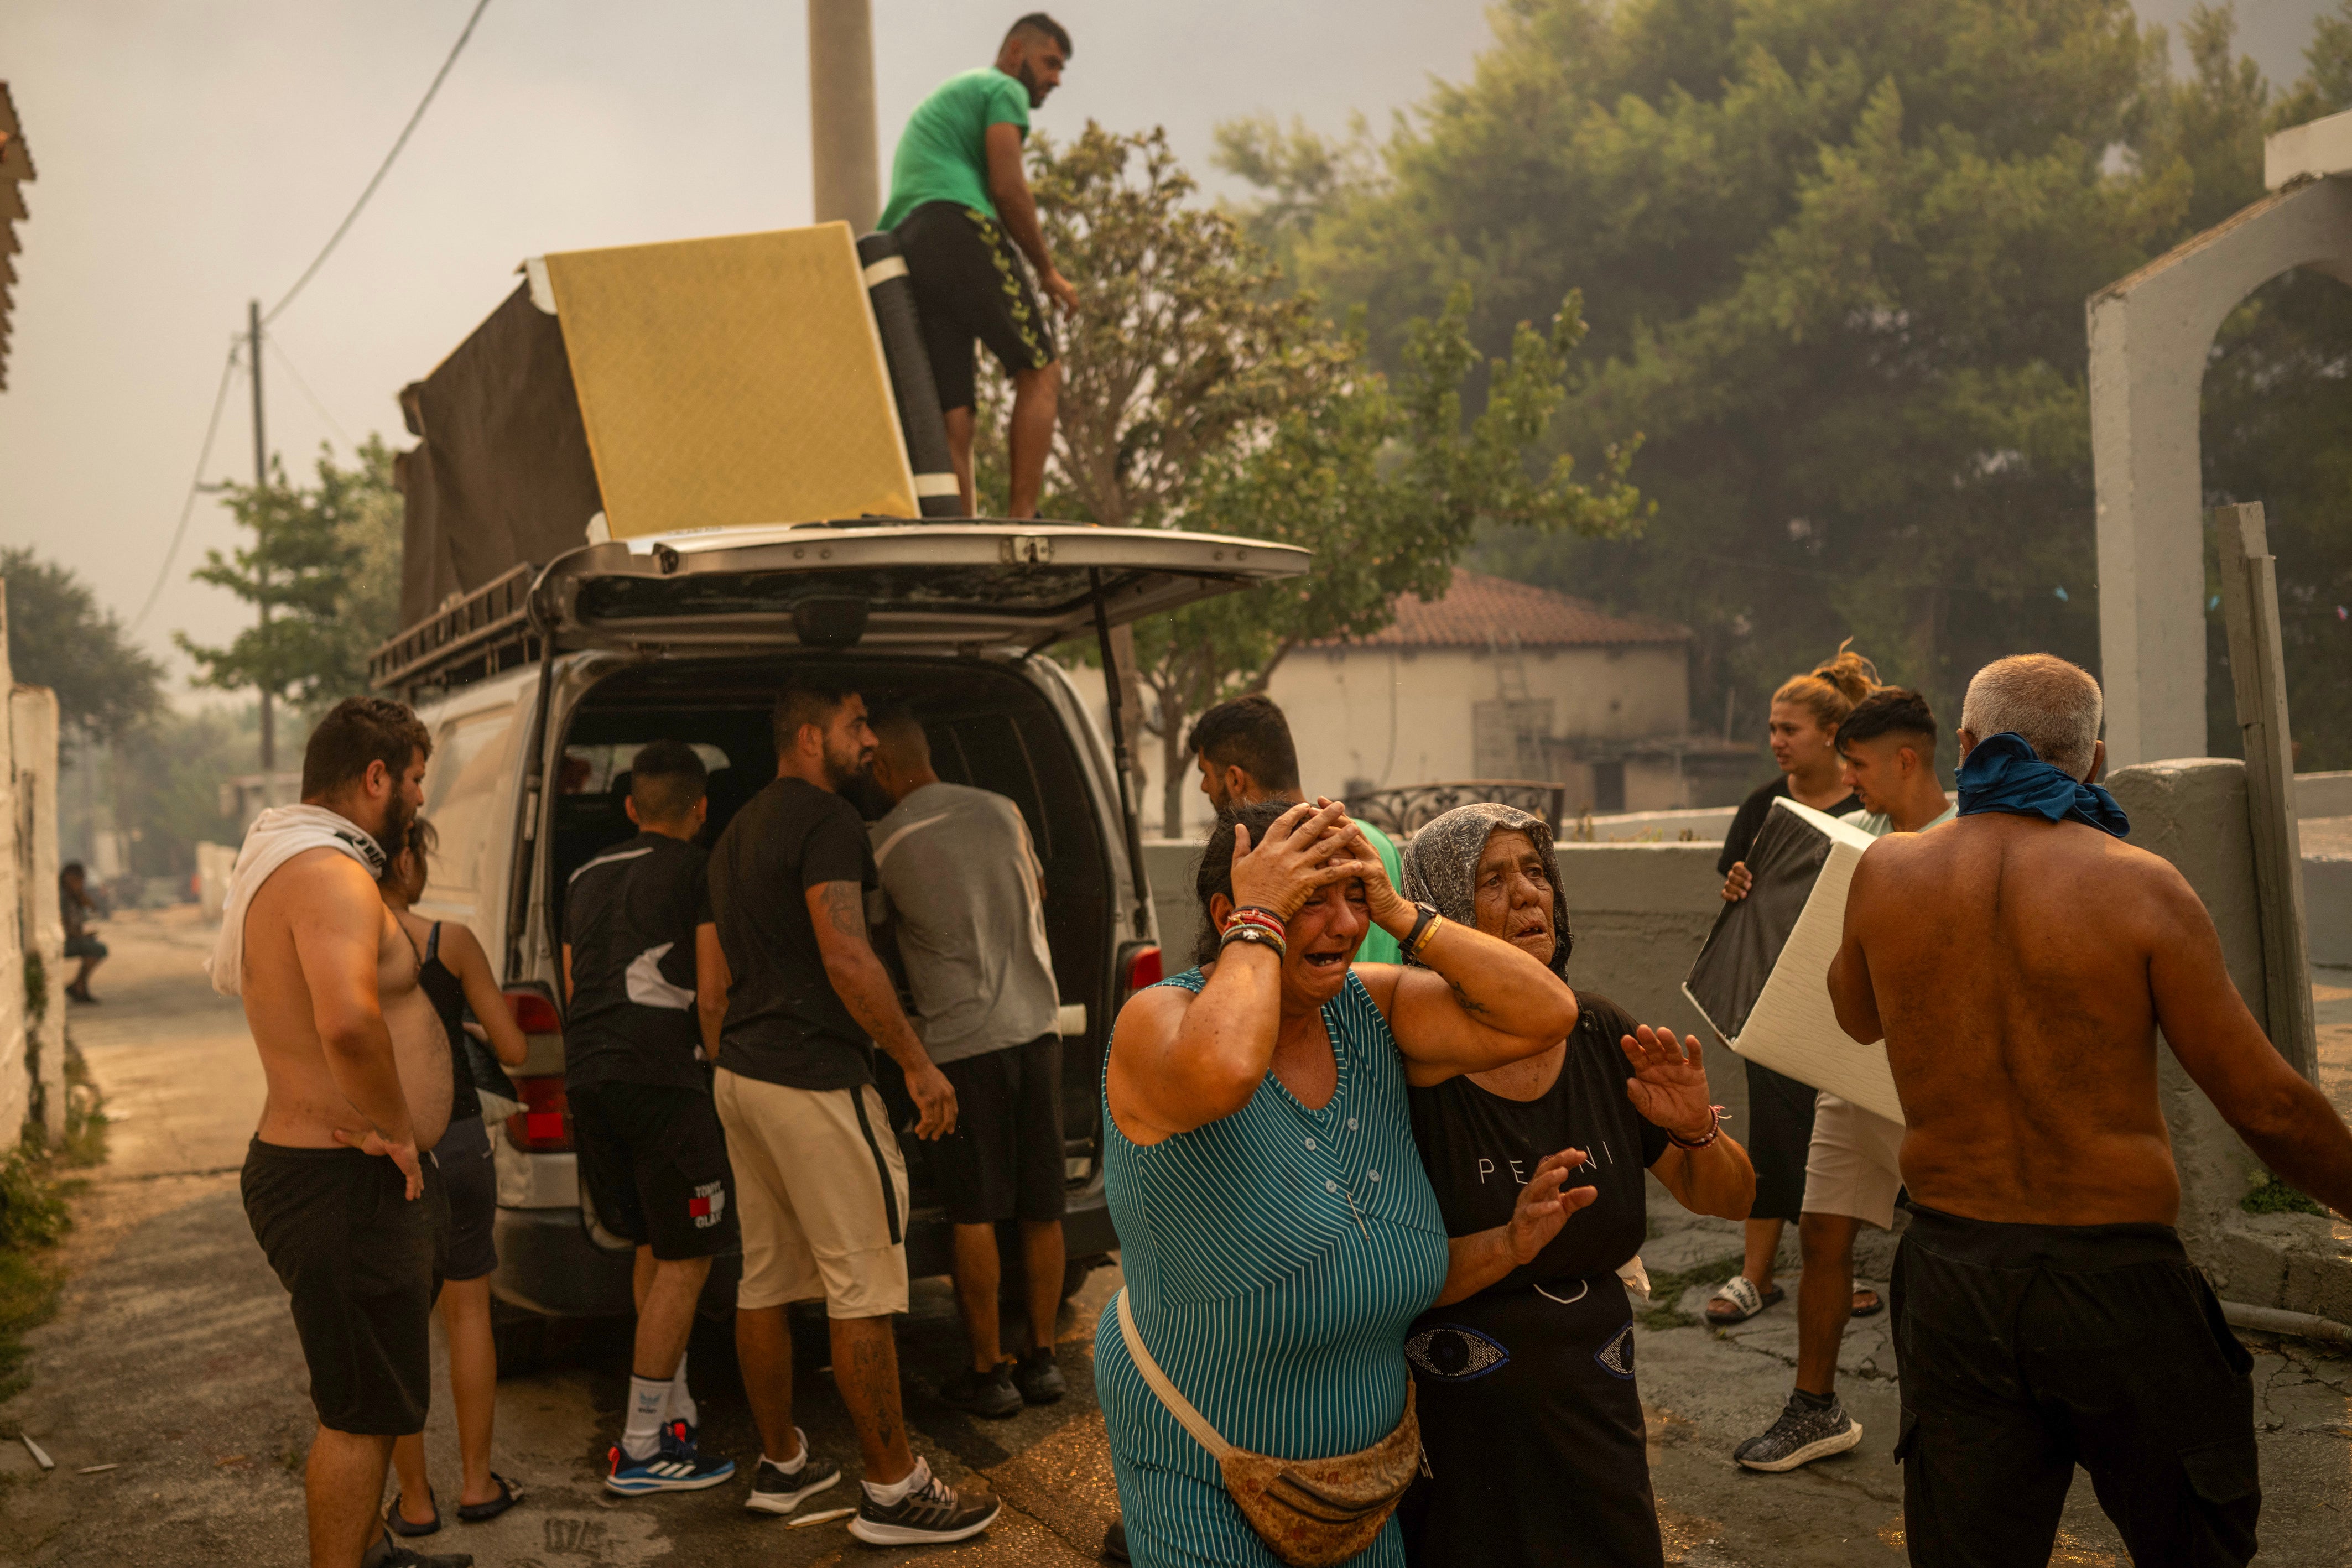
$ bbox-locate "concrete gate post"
[2088,175,2352,765]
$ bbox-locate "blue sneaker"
[605,1422,736,1495]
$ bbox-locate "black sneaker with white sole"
[745,1430,844,1517]
[847,1461,1001,1545]
[1733,1393,1864,1472]
[940,1361,1023,1420]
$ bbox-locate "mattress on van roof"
[394,222,918,629]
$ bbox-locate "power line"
[259,0,494,326]
[264,330,355,450]
[131,341,243,633]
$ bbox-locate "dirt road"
[2,911,2348,1565]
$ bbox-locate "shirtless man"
[229,696,470,1568]
[1829,654,2352,1567]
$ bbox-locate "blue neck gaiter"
[1956,732,2129,838]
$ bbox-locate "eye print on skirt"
[1406,1324,1511,1382]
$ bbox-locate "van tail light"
[505,988,561,1034]
[1125,944,1163,994]
[504,1076,573,1152]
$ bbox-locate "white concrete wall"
[12,687,63,1143]
[0,588,24,1150]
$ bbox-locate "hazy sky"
[0,0,2335,687]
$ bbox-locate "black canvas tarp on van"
[394,282,605,629]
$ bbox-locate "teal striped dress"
[1097,968,1450,1567]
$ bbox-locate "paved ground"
[2,910,2349,1565]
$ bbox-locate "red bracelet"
[1226,908,1287,940]
[1667,1106,1724,1150]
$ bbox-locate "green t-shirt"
[879,67,1031,230]
[1353,817,1405,966]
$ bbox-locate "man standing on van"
[1187,694,1406,963]
[561,741,742,1497]
[704,681,1000,1544]
[866,709,1068,1420]
[214,697,468,1568]
[880,13,1075,519]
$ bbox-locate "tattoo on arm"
[819,882,869,944]
[1449,979,1492,1018]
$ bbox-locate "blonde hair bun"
[1773,639,1880,731]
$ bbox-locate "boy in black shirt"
[561,740,741,1495]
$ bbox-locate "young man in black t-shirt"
[561,741,740,1496]
[704,681,997,1544]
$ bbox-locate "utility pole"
[249,298,274,806]
[807,0,880,231]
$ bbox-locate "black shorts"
[894,200,1057,413]
[438,1112,498,1282]
[242,1137,444,1436]
[1743,1059,1820,1222]
[570,1081,741,1261]
[1891,1203,2260,1567]
[933,1035,1066,1227]
[65,933,106,961]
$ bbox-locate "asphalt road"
[3,910,2349,1566]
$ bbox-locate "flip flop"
[384,1491,441,1538]
[1851,1288,1885,1319]
[456,1473,525,1524]
[1705,1276,1785,1325]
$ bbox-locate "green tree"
[986,124,1643,831]
[176,435,405,723]
[0,550,165,740]
[1218,0,2352,763]
[110,707,253,880]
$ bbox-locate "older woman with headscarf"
[1394,804,1756,1568]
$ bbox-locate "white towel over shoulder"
[207,805,389,997]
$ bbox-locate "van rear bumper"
[490,1183,1120,1320]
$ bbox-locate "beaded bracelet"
[1219,923,1286,960]
[1234,904,1289,930]
[1667,1106,1725,1150]
[1225,908,1287,942]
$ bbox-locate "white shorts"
[1800,1091,1906,1230]
[712,1069,910,1317]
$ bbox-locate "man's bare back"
[246,846,451,1160]
[1834,811,2352,1228]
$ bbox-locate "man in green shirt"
[1185,695,1407,965]
[881,14,1076,519]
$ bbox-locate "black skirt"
[1399,1272,1662,1568]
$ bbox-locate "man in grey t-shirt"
[867,709,1068,1419]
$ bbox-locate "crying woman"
[1394,804,1757,1568]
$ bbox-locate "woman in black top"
[1708,644,1875,1327]
[379,819,532,1533]
[1395,804,1755,1567]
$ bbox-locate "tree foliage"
[0,550,165,741]
[176,436,405,722]
[1222,0,2352,765]
[987,124,1643,830]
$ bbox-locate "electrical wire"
[131,342,243,633]
[259,0,493,326]
[264,330,355,450]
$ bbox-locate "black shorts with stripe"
[893,200,1057,412]
[570,1081,741,1261]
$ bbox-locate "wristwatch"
[1401,902,1442,960]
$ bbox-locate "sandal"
[456,1473,525,1524]
[1851,1288,1885,1319]
[384,1491,441,1537]
[1705,1276,1785,1325]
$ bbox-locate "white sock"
[863,1455,932,1506]
[764,1426,810,1474]
[664,1351,698,1429]
[621,1374,669,1460]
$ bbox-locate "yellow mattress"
[541,222,916,537]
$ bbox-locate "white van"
[375,519,1305,1350]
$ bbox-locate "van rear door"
[530,520,1308,651]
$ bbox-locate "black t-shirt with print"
[561,832,712,1092]
[1406,991,1673,1293]
[707,775,879,1091]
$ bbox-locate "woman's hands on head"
[1226,799,1364,923]
[1507,1147,1599,1265]
[1619,1024,1718,1142]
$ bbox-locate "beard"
[1016,59,1047,107]
[821,740,872,794]
[367,788,419,863]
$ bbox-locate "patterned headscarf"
[1399,802,1574,976]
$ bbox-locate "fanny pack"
[1116,1287,1420,1567]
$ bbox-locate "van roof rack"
[370,564,541,701]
